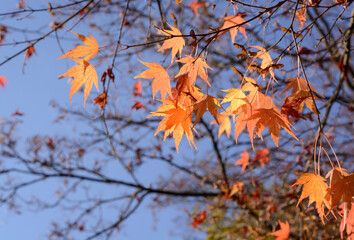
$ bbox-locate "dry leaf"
[93,92,107,109]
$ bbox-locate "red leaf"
[0,76,9,88]
[133,81,142,97]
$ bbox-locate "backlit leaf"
[58,59,99,106]
[135,60,171,100]
[292,173,329,222]
[58,31,99,61]
[158,24,185,63]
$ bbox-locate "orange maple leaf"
[135,60,171,100]
[326,173,354,211]
[193,95,220,126]
[189,0,205,17]
[340,203,354,239]
[246,108,298,147]
[220,15,249,43]
[58,59,99,106]
[0,76,9,88]
[235,149,249,173]
[148,100,196,152]
[282,77,321,114]
[252,148,270,168]
[158,24,185,63]
[210,113,231,138]
[133,80,142,97]
[292,173,330,222]
[58,31,99,61]
[176,55,212,86]
[271,220,290,240]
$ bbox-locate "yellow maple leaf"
[58,59,99,106]
[158,24,185,63]
[292,173,330,223]
[210,113,231,138]
[221,88,247,114]
[135,60,171,100]
[58,31,99,61]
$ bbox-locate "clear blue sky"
[0,1,204,239]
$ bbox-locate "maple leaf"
[229,181,244,197]
[295,1,307,29]
[291,173,329,222]
[58,59,99,106]
[281,97,306,123]
[93,92,107,109]
[252,148,270,168]
[58,32,99,61]
[189,0,205,17]
[193,95,220,126]
[0,76,9,88]
[247,108,298,147]
[250,46,275,79]
[210,113,231,138]
[282,77,321,114]
[131,101,144,110]
[135,60,171,100]
[326,173,354,211]
[191,210,206,230]
[221,88,247,114]
[176,55,212,86]
[133,80,142,97]
[25,45,35,61]
[158,24,185,63]
[235,149,249,173]
[271,220,290,240]
[340,203,354,239]
[148,100,196,152]
[220,15,249,42]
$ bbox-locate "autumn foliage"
[0,0,353,239]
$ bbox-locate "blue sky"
[0,1,202,239]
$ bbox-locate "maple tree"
[0,0,353,239]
